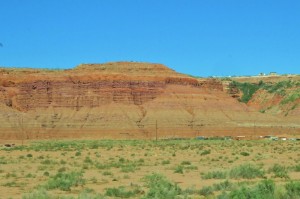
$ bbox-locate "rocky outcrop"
[0,62,299,139]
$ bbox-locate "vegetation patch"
[142,173,182,199]
[230,81,262,103]
[45,171,85,191]
[229,163,265,179]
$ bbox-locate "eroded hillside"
[0,62,299,140]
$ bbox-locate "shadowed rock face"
[0,62,299,139]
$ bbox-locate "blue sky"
[0,0,300,76]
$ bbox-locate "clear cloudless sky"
[0,0,300,76]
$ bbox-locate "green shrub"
[240,152,250,156]
[84,156,93,164]
[231,81,261,103]
[202,170,227,179]
[161,160,170,165]
[174,165,184,174]
[105,186,139,198]
[285,181,300,198]
[45,171,85,191]
[213,180,232,191]
[218,180,275,199]
[102,171,113,176]
[142,173,182,199]
[22,188,53,199]
[120,164,136,173]
[26,154,33,158]
[269,164,289,179]
[181,161,191,165]
[229,163,265,179]
[199,186,214,197]
[294,164,300,172]
[200,149,211,156]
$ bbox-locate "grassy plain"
[1,139,300,198]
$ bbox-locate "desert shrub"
[285,181,300,198]
[213,180,233,191]
[202,170,227,179]
[84,156,93,164]
[294,164,300,172]
[78,191,104,199]
[45,171,85,191]
[41,159,57,165]
[185,165,198,170]
[105,186,140,198]
[229,163,265,179]
[58,167,67,173]
[120,164,136,173]
[60,159,66,165]
[200,149,211,156]
[174,165,184,174]
[26,154,33,158]
[217,180,275,199]
[22,188,53,199]
[181,161,191,165]
[240,152,250,156]
[161,160,170,165]
[142,173,182,199]
[199,186,214,197]
[269,164,289,179]
[102,171,113,176]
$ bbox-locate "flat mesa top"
[0,62,191,83]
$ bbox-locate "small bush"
[294,164,300,172]
[181,161,191,165]
[229,163,265,179]
[161,160,170,165]
[22,188,53,199]
[199,186,214,197]
[120,165,136,173]
[218,180,275,199]
[102,171,113,176]
[174,165,184,174]
[213,180,232,191]
[240,152,250,156]
[84,156,93,164]
[202,170,227,179]
[26,154,33,158]
[200,150,211,156]
[285,181,300,198]
[142,173,182,199]
[45,171,85,191]
[105,186,139,198]
[269,164,289,179]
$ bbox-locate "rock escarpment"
[0,62,299,139]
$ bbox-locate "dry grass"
[1,139,300,198]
